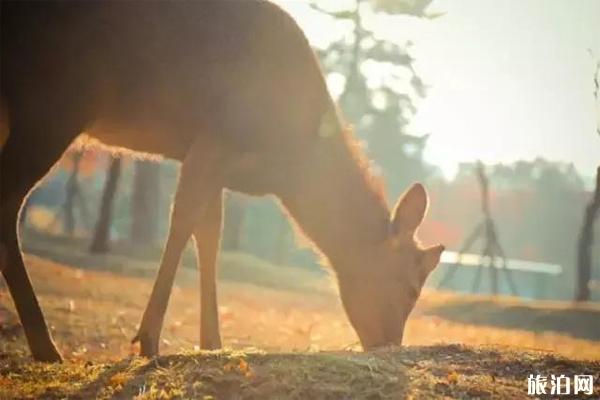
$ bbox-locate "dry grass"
[2,342,599,399]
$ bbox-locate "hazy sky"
[279,0,600,180]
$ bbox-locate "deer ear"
[421,244,444,275]
[390,183,429,237]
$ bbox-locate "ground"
[3,344,599,399]
[1,233,599,398]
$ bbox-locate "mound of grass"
[1,345,599,399]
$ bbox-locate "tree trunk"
[222,192,246,251]
[64,150,83,235]
[576,166,600,301]
[272,212,290,265]
[89,155,122,253]
[130,160,161,246]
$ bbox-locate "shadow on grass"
[70,358,150,399]
[425,299,600,340]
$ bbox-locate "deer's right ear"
[390,183,428,237]
[421,244,444,276]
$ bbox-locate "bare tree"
[576,167,600,301]
[593,55,600,137]
[63,150,83,235]
[438,162,517,295]
[89,155,122,253]
[271,211,290,265]
[575,57,600,301]
[44,149,91,234]
[222,192,246,251]
[63,150,92,234]
[130,159,161,246]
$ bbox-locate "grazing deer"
[0,0,443,362]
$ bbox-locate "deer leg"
[1,118,75,362]
[193,192,223,350]
[132,142,223,357]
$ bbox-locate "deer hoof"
[200,337,222,350]
[31,344,63,363]
[132,330,159,357]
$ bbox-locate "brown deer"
[0,1,443,362]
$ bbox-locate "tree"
[576,168,600,301]
[271,210,291,265]
[311,0,436,200]
[130,159,161,246]
[222,192,246,251]
[437,162,517,295]
[61,149,94,235]
[63,150,83,235]
[40,149,92,235]
[89,154,122,253]
[576,58,600,301]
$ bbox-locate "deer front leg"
[193,192,223,350]
[132,142,223,357]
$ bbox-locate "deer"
[0,0,444,362]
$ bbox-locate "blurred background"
[2,0,599,361]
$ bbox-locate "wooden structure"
[438,162,517,295]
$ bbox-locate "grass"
[0,232,599,398]
[2,344,599,399]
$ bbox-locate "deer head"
[335,183,443,350]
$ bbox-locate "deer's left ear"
[390,183,429,237]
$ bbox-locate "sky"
[278,0,600,181]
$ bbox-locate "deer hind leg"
[193,192,223,350]
[132,140,223,357]
[1,116,77,362]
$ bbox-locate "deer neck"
[278,120,390,267]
